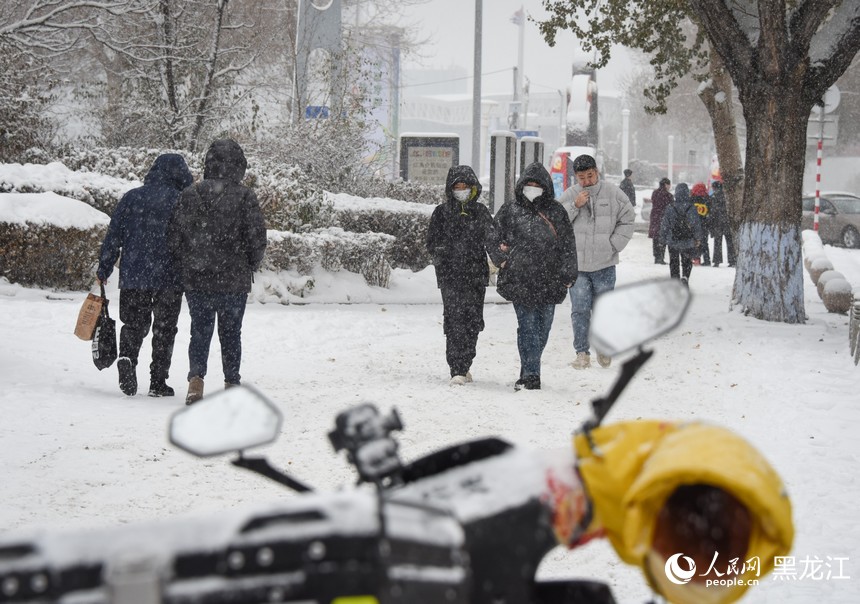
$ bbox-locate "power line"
[400,67,513,89]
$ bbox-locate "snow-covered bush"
[0,193,109,291]
[263,228,394,287]
[817,270,844,299]
[327,193,435,271]
[0,162,138,216]
[823,278,853,314]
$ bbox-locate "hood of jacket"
[144,153,193,191]
[516,162,555,209]
[203,139,248,182]
[444,165,482,205]
[673,183,692,208]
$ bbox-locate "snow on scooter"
[0,279,794,604]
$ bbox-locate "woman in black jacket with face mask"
[426,165,502,385]
[494,162,578,391]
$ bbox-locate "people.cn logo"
[665,553,697,584]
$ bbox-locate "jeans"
[185,291,247,384]
[570,266,616,354]
[118,289,182,383]
[513,303,555,378]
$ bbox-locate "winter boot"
[117,357,137,396]
[185,377,204,405]
[225,381,240,390]
[571,352,591,370]
[597,353,612,368]
[148,381,175,397]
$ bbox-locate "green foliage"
[537,0,707,113]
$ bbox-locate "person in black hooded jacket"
[167,139,267,404]
[98,153,193,398]
[426,165,501,385]
[494,162,578,391]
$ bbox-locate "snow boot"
[148,381,175,397]
[571,352,591,370]
[185,377,204,405]
[117,357,137,396]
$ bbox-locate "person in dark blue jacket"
[659,183,704,286]
[97,153,193,397]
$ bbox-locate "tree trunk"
[730,81,809,323]
[698,47,744,235]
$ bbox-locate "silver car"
[801,193,860,248]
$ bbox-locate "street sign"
[811,85,840,115]
[806,114,839,146]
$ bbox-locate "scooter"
[0,279,784,604]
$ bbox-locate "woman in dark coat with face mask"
[426,165,501,385]
[494,162,578,391]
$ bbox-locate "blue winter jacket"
[97,153,194,289]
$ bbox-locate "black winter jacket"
[97,153,193,289]
[708,184,730,236]
[167,139,267,293]
[494,162,577,305]
[426,165,500,289]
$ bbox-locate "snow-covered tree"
[540,1,860,323]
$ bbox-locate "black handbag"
[91,283,117,370]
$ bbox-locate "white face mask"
[453,189,470,202]
[523,185,543,201]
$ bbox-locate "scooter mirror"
[590,278,691,357]
[169,385,283,457]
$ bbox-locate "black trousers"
[652,238,666,262]
[668,248,693,280]
[711,230,736,265]
[440,285,486,377]
[119,289,182,383]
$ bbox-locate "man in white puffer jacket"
[559,154,635,369]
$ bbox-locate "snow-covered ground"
[1,231,859,603]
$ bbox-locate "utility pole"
[471,0,482,172]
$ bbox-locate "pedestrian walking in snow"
[690,182,711,266]
[649,177,672,264]
[494,162,577,391]
[426,165,500,385]
[619,168,636,206]
[708,180,736,267]
[167,139,267,405]
[660,183,704,286]
[97,153,193,397]
[559,154,635,370]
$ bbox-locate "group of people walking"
[428,154,634,391]
[647,177,736,286]
[97,139,266,404]
[102,145,729,398]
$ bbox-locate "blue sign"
[305,106,330,119]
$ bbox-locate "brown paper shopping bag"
[74,288,105,341]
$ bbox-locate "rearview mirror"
[169,385,282,457]
[590,279,691,357]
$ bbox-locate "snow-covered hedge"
[0,193,109,291]
[0,162,137,217]
[263,227,394,288]
[327,193,436,271]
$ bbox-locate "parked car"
[801,192,860,248]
